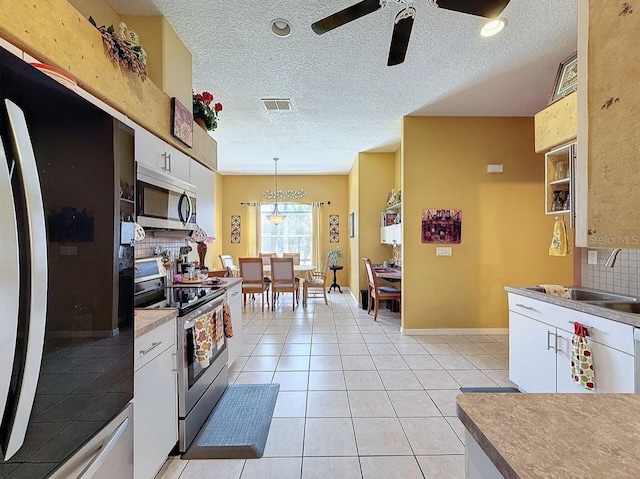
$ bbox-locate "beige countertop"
[135,308,178,338]
[506,286,640,328]
[457,393,640,479]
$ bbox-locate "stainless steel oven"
[175,289,228,452]
[136,162,197,231]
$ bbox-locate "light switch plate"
[588,250,598,265]
[436,247,452,256]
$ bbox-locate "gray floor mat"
[183,383,280,459]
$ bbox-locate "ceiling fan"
[311,0,511,66]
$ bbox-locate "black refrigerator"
[0,45,134,478]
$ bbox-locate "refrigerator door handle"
[3,99,48,459]
[0,133,20,433]
[76,416,130,479]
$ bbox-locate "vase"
[194,117,207,131]
[197,242,207,267]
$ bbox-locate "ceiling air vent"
[262,98,291,111]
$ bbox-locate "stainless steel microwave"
[136,162,197,231]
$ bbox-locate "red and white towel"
[571,322,595,391]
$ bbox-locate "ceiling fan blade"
[430,0,510,18]
[387,7,416,66]
[312,0,384,34]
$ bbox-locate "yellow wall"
[348,157,360,299]
[160,17,192,111]
[357,153,396,290]
[221,175,350,280]
[119,16,164,92]
[68,0,120,28]
[402,116,574,330]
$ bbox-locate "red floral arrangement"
[193,91,223,131]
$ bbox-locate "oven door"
[136,162,197,231]
[178,298,227,418]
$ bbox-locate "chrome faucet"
[604,248,622,268]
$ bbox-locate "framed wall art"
[329,215,339,243]
[231,215,241,244]
[171,97,193,147]
[421,209,462,244]
[550,52,577,104]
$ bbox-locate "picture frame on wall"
[349,212,355,238]
[171,97,194,147]
[549,52,578,104]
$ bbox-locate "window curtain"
[311,202,322,268]
[247,202,261,257]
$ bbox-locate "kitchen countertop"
[135,308,178,337]
[457,393,640,479]
[506,286,640,328]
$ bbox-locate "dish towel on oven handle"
[194,311,214,361]
[214,308,224,350]
[571,321,595,391]
[223,300,234,338]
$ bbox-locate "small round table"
[329,265,343,293]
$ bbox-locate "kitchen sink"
[586,301,640,314]
[526,286,639,302]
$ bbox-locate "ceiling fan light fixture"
[271,18,291,37]
[480,18,506,37]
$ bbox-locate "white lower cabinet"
[509,311,557,393]
[134,318,178,479]
[226,281,242,366]
[509,293,635,393]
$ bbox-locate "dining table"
[375,267,401,282]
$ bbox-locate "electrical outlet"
[588,250,598,265]
[436,247,452,256]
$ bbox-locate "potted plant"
[193,91,223,131]
[327,247,344,267]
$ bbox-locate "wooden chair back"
[283,252,301,265]
[270,257,299,310]
[238,257,270,310]
[219,254,235,269]
[362,257,400,321]
[259,252,275,265]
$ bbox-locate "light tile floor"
[156,290,512,479]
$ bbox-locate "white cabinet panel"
[134,318,177,479]
[164,143,191,182]
[509,311,557,393]
[555,328,635,393]
[130,122,166,172]
[189,160,215,238]
[508,293,636,394]
[226,282,243,366]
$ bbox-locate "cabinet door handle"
[516,303,536,312]
[547,331,557,352]
[231,291,239,297]
[139,341,162,356]
[167,153,172,172]
[172,352,177,372]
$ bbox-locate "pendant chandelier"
[267,157,286,225]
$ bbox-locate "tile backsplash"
[581,248,640,296]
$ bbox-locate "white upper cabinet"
[190,160,215,239]
[128,120,191,183]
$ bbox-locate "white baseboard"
[401,327,508,336]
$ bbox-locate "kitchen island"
[457,393,640,479]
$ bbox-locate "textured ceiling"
[105,0,578,175]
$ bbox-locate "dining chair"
[362,257,401,321]
[238,257,270,311]
[270,257,300,311]
[219,254,235,270]
[259,252,275,266]
[283,252,301,265]
[303,253,329,307]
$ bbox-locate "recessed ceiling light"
[271,18,291,37]
[480,18,506,37]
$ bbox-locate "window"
[260,203,312,264]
